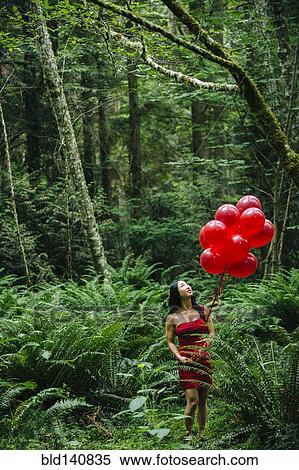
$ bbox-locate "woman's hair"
[168,280,206,319]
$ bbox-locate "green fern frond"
[11,388,68,427]
[0,381,37,414]
[46,398,91,418]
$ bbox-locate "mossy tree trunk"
[32,1,110,281]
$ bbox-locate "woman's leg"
[184,388,199,436]
[197,387,208,435]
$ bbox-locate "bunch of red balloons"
[199,195,274,278]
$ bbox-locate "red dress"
[176,314,212,390]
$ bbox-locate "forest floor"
[1,398,257,450]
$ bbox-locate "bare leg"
[197,387,208,436]
[184,388,199,436]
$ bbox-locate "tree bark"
[0,100,32,285]
[32,1,110,281]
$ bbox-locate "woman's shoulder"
[165,313,176,324]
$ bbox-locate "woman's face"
[177,280,193,298]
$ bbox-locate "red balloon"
[227,253,258,278]
[226,223,240,236]
[215,204,240,228]
[215,234,250,263]
[249,219,275,248]
[202,220,228,246]
[200,248,227,275]
[239,208,265,237]
[227,234,250,263]
[236,195,262,214]
[198,228,209,249]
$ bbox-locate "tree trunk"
[0,63,10,194]
[128,57,142,218]
[267,0,292,105]
[190,1,206,172]
[277,36,299,268]
[165,6,177,34]
[0,100,32,285]
[32,2,110,281]
[23,49,41,177]
[81,56,96,196]
[191,100,206,159]
[21,1,41,178]
[99,103,112,202]
[261,1,298,273]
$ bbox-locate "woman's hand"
[176,354,193,363]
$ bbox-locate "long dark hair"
[168,280,205,319]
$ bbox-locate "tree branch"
[160,0,299,187]
[109,31,239,94]
[83,0,299,185]
[161,0,228,58]
[83,0,235,69]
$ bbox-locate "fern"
[214,329,299,447]
[11,388,68,428]
[0,381,37,414]
[46,398,91,418]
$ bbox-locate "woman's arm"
[204,307,215,347]
[165,315,192,363]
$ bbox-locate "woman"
[165,280,215,442]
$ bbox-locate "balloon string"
[207,269,226,321]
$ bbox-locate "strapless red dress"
[176,315,212,390]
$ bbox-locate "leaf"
[111,410,131,419]
[46,398,91,418]
[67,440,81,447]
[147,428,170,440]
[132,412,144,418]
[129,396,147,412]
[41,350,51,360]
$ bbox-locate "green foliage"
[0,268,298,449]
[1,0,299,451]
[219,269,299,336]
[214,329,299,449]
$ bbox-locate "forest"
[0,0,298,450]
